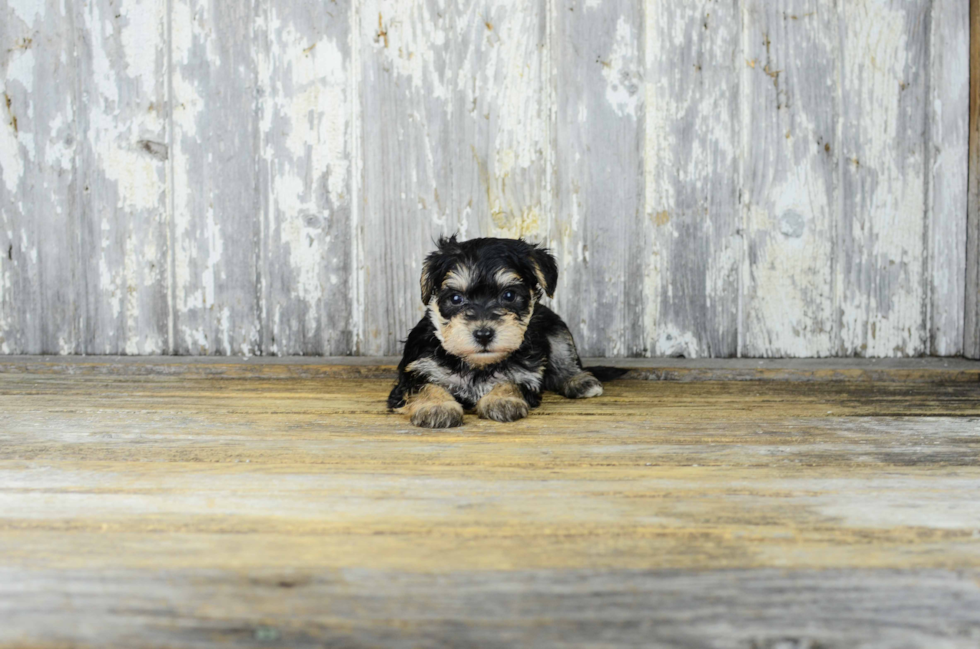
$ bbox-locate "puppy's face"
[421,237,558,367]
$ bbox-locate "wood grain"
[357,0,457,356]
[644,0,740,358]
[452,0,551,243]
[2,355,980,382]
[0,0,80,354]
[170,0,261,355]
[2,568,980,648]
[554,0,645,357]
[928,0,969,356]
[740,1,838,357]
[0,1,973,358]
[74,0,171,355]
[839,0,930,357]
[257,0,354,355]
[967,0,980,359]
[0,363,979,646]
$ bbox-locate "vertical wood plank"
[0,0,79,354]
[839,0,929,357]
[966,0,980,359]
[170,0,261,355]
[257,0,353,356]
[740,1,838,357]
[74,0,170,354]
[645,0,740,358]
[927,0,969,356]
[357,0,456,355]
[554,0,644,357]
[451,0,551,243]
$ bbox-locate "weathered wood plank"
[3,355,980,383]
[1,0,974,360]
[967,0,980,359]
[1,369,980,645]
[839,0,930,357]
[357,0,456,355]
[554,0,644,357]
[452,0,551,243]
[2,568,979,648]
[256,0,354,355]
[74,0,171,354]
[740,2,838,357]
[644,0,740,358]
[170,0,261,355]
[928,0,969,356]
[0,0,79,354]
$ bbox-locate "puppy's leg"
[397,384,464,428]
[557,370,603,399]
[476,382,530,422]
[544,327,603,399]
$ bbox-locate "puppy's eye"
[450,293,464,305]
[501,290,516,303]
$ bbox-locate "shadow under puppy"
[388,236,625,428]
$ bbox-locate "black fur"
[389,236,618,423]
[583,366,630,382]
[420,235,556,304]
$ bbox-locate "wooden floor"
[2,358,980,648]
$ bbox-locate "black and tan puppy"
[388,236,623,428]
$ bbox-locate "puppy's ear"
[420,235,461,303]
[529,244,558,298]
[420,258,437,304]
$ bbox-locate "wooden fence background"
[0,0,972,357]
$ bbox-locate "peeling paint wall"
[0,0,970,357]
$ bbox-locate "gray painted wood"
[645,0,740,358]
[0,0,80,354]
[928,0,968,356]
[74,0,171,355]
[257,0,354,355]
[357,0,457,355]
[555,0,645,357]
[452,0,551,244]
[839,0,930,357]
[4,354,980,383]
[170,0,262,355]
[0,0,972,358]
[740,0,838,358]
[967,0,980,360]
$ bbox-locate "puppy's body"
[388,302,596,411]
[388,236,614,428]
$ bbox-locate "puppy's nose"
[473,328,495,347]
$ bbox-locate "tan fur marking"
[476,382,529,422]
[493,268,522,287]
[432,306,535,368]
[442,265,472,292]
[397,384,464,428]
[464,351,510,368]
[487,311,529,353]
[429,265,537,367]
[439,315,484,358]
[442,310,531,367]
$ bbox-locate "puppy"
[388,236,624,428]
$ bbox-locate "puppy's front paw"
[399,384,464,428]
[561,372,603,399]
[478,396,529,422]
[411,401,464,428]
[476,383,529,422]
